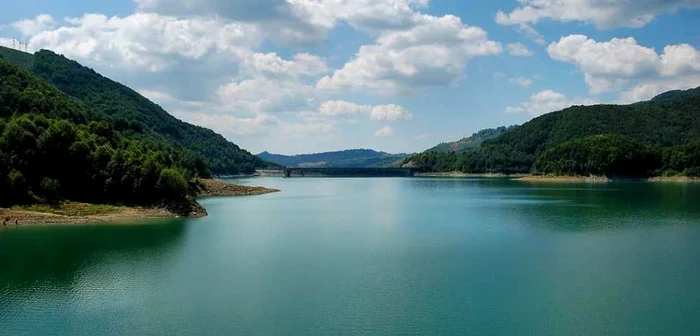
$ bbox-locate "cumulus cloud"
[548,35,700,98]
[241,52,329,78]
[375,126,395,137]
[317,15,502,93]
[506,90,597,116]
[506,43,533,57]
[496,0,700,29]
[11,14,56,36]
[25,13,260,72]
[4,1,507,150]
[314,100,413,122]
[134,0,433,45]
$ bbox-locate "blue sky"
[1,0,699,154]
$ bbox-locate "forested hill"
[258,149,409,168]
[0,46,275,175]
[0,58,205,212]
[406,87,700,177]
[428,126,517,153]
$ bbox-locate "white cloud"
[618,75,700,103]
[370,104,413,121]
[506,43,533,57]
[241,52,329,78]
[548,35,700,97]
[315,100,413,121]
[317,15,502,93]
[375,126,395,137]
[496,0,700,30]
[134,0,433,45]
[12,14,56,36]
[26,13,261,73]
[506,90,597,116]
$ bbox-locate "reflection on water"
[0,220,187,290]
[1,178,700,335]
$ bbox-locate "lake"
[1,178,700,335]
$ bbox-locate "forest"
[0,58,211,211]
[0,47,275,176]
[406,87,700,177]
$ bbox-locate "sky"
[1,1,699,154]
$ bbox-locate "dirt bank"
[1,179,280,226]
[194,178,280,197]
[0,203,177,226]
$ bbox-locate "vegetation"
[258,149,409,168]
[0,46,276,175]
[12,203,122,217]
[1,58,200,213]
[428,126,517,152]
[406,87,700,178]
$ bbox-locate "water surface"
[2,178,700,335]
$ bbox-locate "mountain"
[0,57,204,212]
[258,149,410,168]
[406,87,700,177]
[0,46,276,175]
[428,126,517,153]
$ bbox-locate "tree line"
[406,87,700,177]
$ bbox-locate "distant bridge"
[283,167,415,178]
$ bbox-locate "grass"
[12,203,122,217]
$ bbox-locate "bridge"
[283,167,415,178]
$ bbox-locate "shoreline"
[416,172,700,183]
[647,176,700,183]
[1,179,280,227]
[416,172,526,178]
[516,175,611,183]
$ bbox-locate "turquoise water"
[1,178,700,335]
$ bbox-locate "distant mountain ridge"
[258,149,410,168]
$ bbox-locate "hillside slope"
[258,149,409,168]
[0,46,275,174]
[0,58,203,212]
[407,87,700,177]
[428,126,517,153]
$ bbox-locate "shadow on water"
[410,178,700,232]
[0,219,188,292]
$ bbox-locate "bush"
[684,167,700,177]
[157,169,189,198]
[40,177,61,204]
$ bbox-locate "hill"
[428,126,517,152]
[258,149,410,168]
[406,87,700,177]
[0,57,206,212]
[0,46,275,175]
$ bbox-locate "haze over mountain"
[258,149,409,168]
